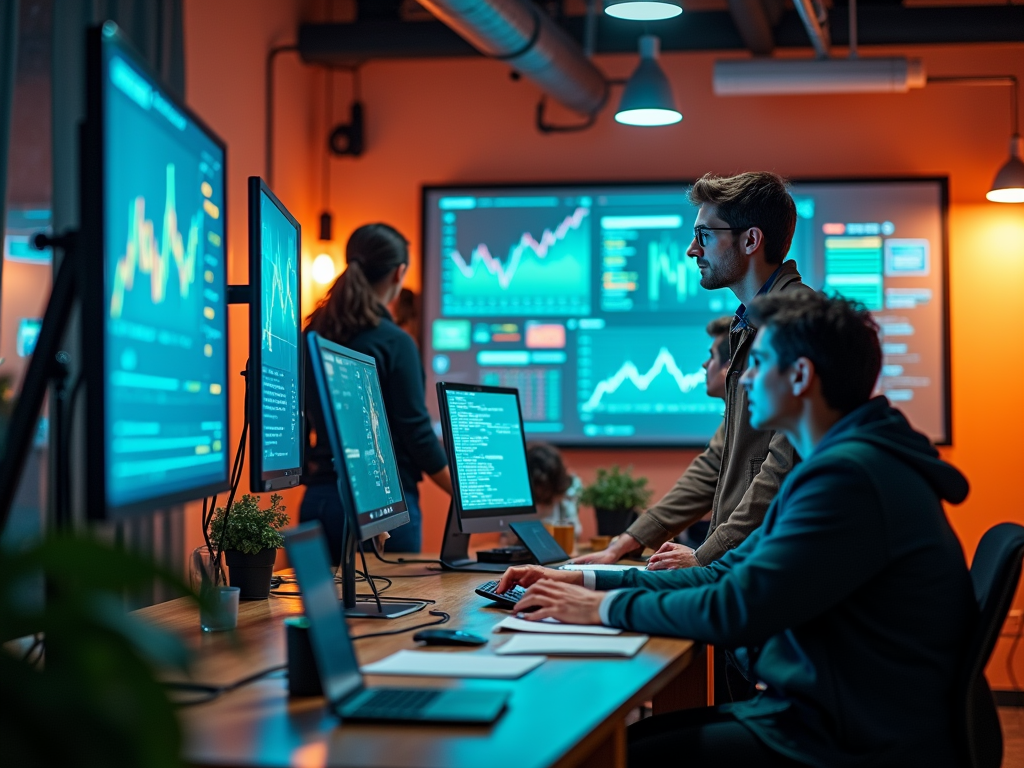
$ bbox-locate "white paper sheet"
[494,633,649,657]
[494,616,622,635]
[559,564,645,572]
[361,650,545,679]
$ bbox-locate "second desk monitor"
[437,382,538,534]
[248,177,303,492]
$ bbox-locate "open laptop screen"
[285,522,362,704]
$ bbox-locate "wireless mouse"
[413,629,488,647]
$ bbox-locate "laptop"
[284,522,509,724]
[509,520,570,565]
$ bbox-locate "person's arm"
[384,333,448,482]
[693,430,796,565]
[572,425,724,565]
[626,421,725,549]
[429,466,452,495]
[605,460,887,646]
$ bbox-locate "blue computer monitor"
[83,22,230,517]
[305,332,409,540]
[436,382,538,534]
[248,177,302,492]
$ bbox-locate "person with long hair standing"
[302,224,451,555]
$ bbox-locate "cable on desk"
[371,537,446,568]
[349,610,450,641]
[165,663,287,707]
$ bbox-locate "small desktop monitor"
[248,177,302,492]
[436,382,538,535]
[82,22,230,518]
[305,332,409,540]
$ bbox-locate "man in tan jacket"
[576,171,810,570]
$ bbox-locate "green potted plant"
[580,465,654,537]
[208,493,289,599]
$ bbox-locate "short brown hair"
[526,443,571,505]
[689,172,797,265]
[705,316,733,338]
[747,292,881,414]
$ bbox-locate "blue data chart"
[577,326,723,443]
[439,197,592,317]
[103,44,228,509]
[259,191,301,472]
[319,349,403,521]
[446,389,533,512]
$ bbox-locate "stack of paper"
[494,616,622,635]
[361,650,544,679]
[560,564,645,572]
[494,633,649,657]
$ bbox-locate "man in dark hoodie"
[498,292,975,767]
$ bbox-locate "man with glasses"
[576,172,809,572]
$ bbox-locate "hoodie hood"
[815,396,968,504]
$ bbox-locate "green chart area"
[824,236,883,310]
[648,238,702,305]
[443,207,591,317]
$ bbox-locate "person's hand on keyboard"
[513,581,603,625]
[496,564,582,595]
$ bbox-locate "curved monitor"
[84,22,230,517]
[248,178,302,492]
[436,382,537,534]
[306,332,409,540]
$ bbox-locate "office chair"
[960,522,1024,768]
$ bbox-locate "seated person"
[497,292,975,768]
[527,443,582,538]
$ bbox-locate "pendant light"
[615,35,682,127]
[604,1,682,21]
[987,77,1024,203]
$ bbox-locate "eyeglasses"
[693,225,743,248]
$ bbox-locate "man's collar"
[734,263,786,330]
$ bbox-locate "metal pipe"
[416,0,607,116]
[792,0,830,59]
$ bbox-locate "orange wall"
[182,4,1024,687]
[182,0,318,565]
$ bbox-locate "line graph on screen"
[443,206,591,316]
[110,163,201,319]
[261,226,298,358]
[578,327,719,416]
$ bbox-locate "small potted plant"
[208,493,289,599]
[580,465,654,537]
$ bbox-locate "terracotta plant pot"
[224,548,277,599]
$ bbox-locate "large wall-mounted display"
[422,180,949,447]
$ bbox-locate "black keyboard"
[352,688,441,718]
[474,580,528,609]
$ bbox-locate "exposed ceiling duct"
[792,0,830,59]
[726,0,783,57]
[415,0,608,117]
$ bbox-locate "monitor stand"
[439,502,509,572]
[340,518,428,619]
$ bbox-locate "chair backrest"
[961,522,1024,768]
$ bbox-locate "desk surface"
[138,557,703,768]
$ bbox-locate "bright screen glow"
[423,181,950,446]
[103,34,229,509]
[258,189,301,476]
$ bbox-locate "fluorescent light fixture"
[604,0,682,20]
[987,136,1024,203]
[713,58,926,96]
[615,36,682,127]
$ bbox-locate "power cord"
[166,663,287,707]
[350,610,450,641]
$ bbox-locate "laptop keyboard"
[475,580,528,609]
[353,688,441,717]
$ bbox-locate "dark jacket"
[627,259,811,563]
[598,397,975,767]
[303,307,447,495]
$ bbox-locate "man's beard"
[698,246,745,291]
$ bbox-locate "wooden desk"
[138,558,705,768]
